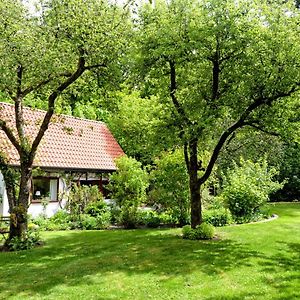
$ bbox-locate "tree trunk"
[6,164,32,243]
[188,139,202,228]
[190,182,202,228]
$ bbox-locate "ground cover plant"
[0,202,299,299]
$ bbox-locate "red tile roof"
[0,102,124,171]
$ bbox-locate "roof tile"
[0,102,124,171]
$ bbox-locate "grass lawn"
[0,202,299,300]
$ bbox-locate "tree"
[137,0,300,227]
[0,0,131,246]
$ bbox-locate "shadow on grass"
[259,241,300,300]
[0,229,261,298]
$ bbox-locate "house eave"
[8,164,116,174]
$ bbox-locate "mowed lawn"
[0,203,299,300]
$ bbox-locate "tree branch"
[169,60,192,126]
[183,143,189,172]
[28,51,87,164]
[14,98,25,142]
[198,86,297,186]
[244,122,280,137]
[16,65,23,98]
[21,72,73,97]
[84,63,107,71]
[0,120,21,154]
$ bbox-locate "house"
[0,102,124,217]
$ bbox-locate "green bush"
[85,201,108,217]
[182,225,193,239]
[182,223,215,240]
[67,185,104,218]
[158,211,174,225]
[108,156,149,228]
[8,228,41,251]
[194,223,215,239]
[79,214,98,230]
[32,202,111,231]
[149,150,190,226]
[222,158,283,220]
[32,215,51,230]
[119,206,140,229]
[84,201,111,229]
[203,208,232,227]
[138,210,161,228]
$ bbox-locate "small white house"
[0,102,124,217]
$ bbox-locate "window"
[32,177,58,202]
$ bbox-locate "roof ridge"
[0,101,106,125]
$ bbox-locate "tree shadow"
[0,229,263,298]
[258,241,300,300]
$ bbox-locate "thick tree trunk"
[190,182,202,228]
[6,164,32,243]
[8,208,27,239]
[188,139,202,228]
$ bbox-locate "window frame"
[31,176,59,203]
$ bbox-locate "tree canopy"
[0,0,132,246]
[135,0,300,226]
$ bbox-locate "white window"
[32,177,58,202]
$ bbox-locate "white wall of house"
[0,173,10,216]
[0,174,67,218]
[0,172,104,218]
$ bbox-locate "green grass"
[0,202,299,300]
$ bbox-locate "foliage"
[149,150,190,226]
[32,198,111,231]
[222,158,283,220]
[76,214,109,230]
[203,208,232,227]
[85,201,110,217]
[67,185,104,218]
[273,142,300,201]
[108,156,149,228]
[107,91,173,164]
[119,207,140,229]
[7,228,41,251]
[182,223,215,240]
[138,210,161,228]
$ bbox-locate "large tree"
[137,0,300,227]
[0,0,131,245]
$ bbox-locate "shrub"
[50,210,71,224]
[32,215,51,230]
[222,158,283,221]
[8,228,41,251]
[182,225,193,239]
[182,223,215,240]
[85,201,108,217]
[84,201,111,229]
[67,185,104,218]
[158,211,174,225]
[118,206,141,229]
[149,150,190,226]
[79,214,98,230]
[194,223,215,239]
[138,210,161,228]
[108,156,149,228]
[203,208,232,227]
